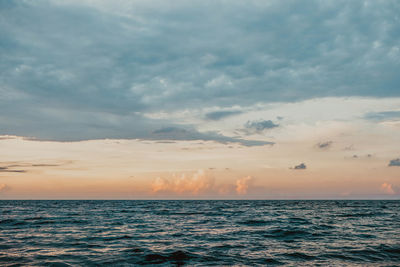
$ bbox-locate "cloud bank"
[1,0,399,141]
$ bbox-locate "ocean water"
[0,200,399,266]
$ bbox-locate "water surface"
[0,200,399,266]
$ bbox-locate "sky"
[0,0,399,199]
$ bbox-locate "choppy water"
[0,200,399,266]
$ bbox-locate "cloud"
[0,184,9,193]
[205,110,243,120]
[388,158,400,167]
[380,183,397,195]
[245,120,279,131]
[316,141,333,149]
[0,160,71,173]
[292,163,307,170]
[0,166,26,173]
[239,120,279,135]
[1,0,400,141]
[0,136,18,140]
[150,126,274,146]
[151,171,256,196]
[236,176,253,195]
[151,170,215,194]
[364,111,400,121]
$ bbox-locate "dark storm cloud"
[1,0,400,141]
[316,141,333,149]
[388,158,400,167]
[205,110,243,120]
[292,163,307,170]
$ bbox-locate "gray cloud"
[316,141,333,149]
[388,158,400,167]
[245,120,279,132]
[292,163,307,170]
[150,127,273,146]
[364,111,400,121]
[1,0,400,141]
[205,110,243,120]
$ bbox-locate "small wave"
[288,217,311,225]
[41,261,72,267]
[338,212,388,218]
[264,228,311,240]
[347,244,400,262]
[255,257,284,265]
[0,218,27,226]
[282,252,316,260]
[139,250,195,265]
[237,219,271,226]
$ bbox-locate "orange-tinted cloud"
[151,169,215,194]
[236,176,253,195]
[0,184,8,193]
[381,182,396,195]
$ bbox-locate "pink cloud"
[380,182,396,195]
[0,184,8,193]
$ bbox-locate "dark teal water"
[0,200,399,266]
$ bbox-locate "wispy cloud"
[150,126,273,146]
[0,167,26,173]
[0,160,72,174]
[205,110,243,120]
[364,111,400,121]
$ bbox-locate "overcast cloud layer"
[1,0,399,142]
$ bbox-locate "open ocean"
[0,200,399,266]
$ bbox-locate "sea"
[0,200,399,266]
